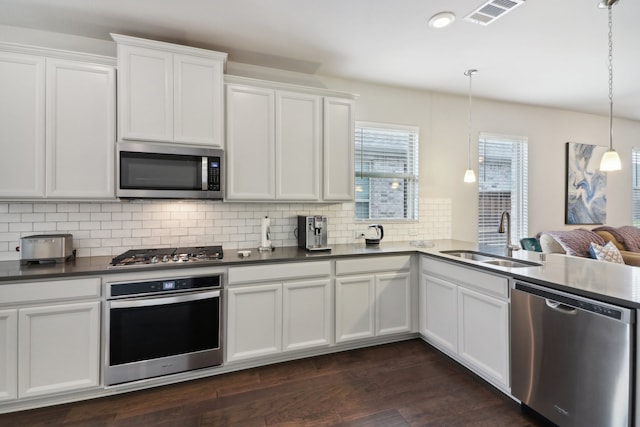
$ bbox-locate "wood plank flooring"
[0,339,551,426]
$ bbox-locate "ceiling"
[2,0,639,121]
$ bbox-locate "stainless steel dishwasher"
[511,281,634,427]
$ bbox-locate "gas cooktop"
[109,246,223,268]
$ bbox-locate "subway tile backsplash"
[0,198,451,260]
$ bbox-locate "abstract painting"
[565,142,607,225]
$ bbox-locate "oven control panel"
[109,274,221,298]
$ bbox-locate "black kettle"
[365,224,384,246]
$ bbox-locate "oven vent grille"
[464,0,527,26]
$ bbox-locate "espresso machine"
[297,215,330,251]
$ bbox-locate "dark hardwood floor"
[0,339,550,426]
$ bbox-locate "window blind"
[478,133,528,249]
[632,148,640,227]
[354,122,419,221]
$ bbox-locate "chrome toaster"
[19,234,75,264]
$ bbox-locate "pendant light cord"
[608,5,614,150]
[465,69,477,169]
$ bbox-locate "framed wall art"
[565,142,607,225]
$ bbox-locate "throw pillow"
[547,229,606,257]
[589,241,624,264]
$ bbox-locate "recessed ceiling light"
[428,11,456,29]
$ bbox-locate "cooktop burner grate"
[110,246,224,267]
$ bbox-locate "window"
[354,122,419,221]
[477,133,528,250]
[632,148,640,227]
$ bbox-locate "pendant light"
[599,0,622,171]
[464,69,478,183]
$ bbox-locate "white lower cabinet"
[226,262,332,363]
[0,309,18,402]
[0,277,101,404]
[18,302,100,398]
[457,286,509,387]
[335,256,413,344]
[335,275,375,342]
[227,283,282,361]
[283,279,331,351]
[420,256,510,390]
[420,274,457,354]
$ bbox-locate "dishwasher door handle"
[545,299,577,314]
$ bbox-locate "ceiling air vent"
[464,0,527,26]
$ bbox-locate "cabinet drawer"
[422,257,508,299]
[228,261,330,285]
[336,255,411,276]
[0,277,101,306]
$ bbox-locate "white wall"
[318,75,640,241]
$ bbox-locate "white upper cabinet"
[276,91,321,200]
[117,44,173,142]
[113,34,227,148]
[0,51,45,198]
[46,58,115,198]
[225,76,356,202]
[226,84,276,199]
[323,97,355,201]
[0,46,115,200]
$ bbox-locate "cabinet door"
[227,284,282,362]
[421,274,457,354]
[0,309,17,402]
[283,279,331,351]
[117,44,173,142]
[0,52,45,197]
[45,59,115,198]
[375,272,411,336]
[276,91,321,200]
[173,54,224,147]
[458,286,509,388]
[323,97,354,201]
[18,301,100,398]
[225,84,275,200]
[335,275,375,343]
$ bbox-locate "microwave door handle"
[109,290,220,309]
[202,157,208,190]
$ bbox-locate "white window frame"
[632,147,640,227]
[477,133,529,249]
[354,121,419,222]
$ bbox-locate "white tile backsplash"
[0,198,451,260]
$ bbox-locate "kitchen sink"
[439,250,541,268]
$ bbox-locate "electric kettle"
[365,224,384,246]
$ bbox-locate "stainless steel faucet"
[497,211,520,257]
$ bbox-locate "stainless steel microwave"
[117,141,224,199]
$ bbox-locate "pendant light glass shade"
[599,1,622,172]
[464,69,478,183]
[601,149,621,171]
[464,168,476,183]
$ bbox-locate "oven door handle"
[109,290,220,309]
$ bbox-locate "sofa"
[539,226,640,266]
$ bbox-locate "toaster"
[20,234,75,264]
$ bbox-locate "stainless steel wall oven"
[104,273,223,386]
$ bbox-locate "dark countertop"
[0,242,422,282]
[2,239,640,309]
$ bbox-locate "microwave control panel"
[208,157,221,191]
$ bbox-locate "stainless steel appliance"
[19,234,75,264]
[109,246,223,268]
[104,272,223,385]
[297,215,330,251]
[117,141,223,199]
[511,281,634,427]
